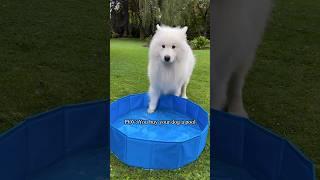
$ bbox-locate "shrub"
[143,36,152,47]
[190,36,210,50]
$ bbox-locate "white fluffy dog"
[147,24,195,113]
[212,0,272,117]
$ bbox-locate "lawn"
[0,0,108,133]
[244,0,320,178]
[110,38,210,179]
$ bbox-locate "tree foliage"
[111,0,210,39]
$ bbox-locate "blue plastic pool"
[0,98,315,179]
[110,93,209,170]
[0,101,107,180]
[213,109,316,180]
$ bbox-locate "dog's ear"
[182,26,188,34]
[156,24,161,30]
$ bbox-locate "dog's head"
[150,24,188,64]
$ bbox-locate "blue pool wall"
[0,100,108,180]
[212,109,316,180]
[110,93,209,169]
[0,99,316,179]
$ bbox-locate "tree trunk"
[140,30,145,40]
[122,0,129,37]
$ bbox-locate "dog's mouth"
[162,58,174,64]
[162,60,173,64]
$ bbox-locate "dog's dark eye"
[162,45,165,48]
[172,45,176,49]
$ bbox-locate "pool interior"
[214,161,256,180]
[111,107,202,142]
[31,147,106,180]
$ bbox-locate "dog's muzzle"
[164,55,171,62]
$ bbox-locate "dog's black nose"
[164,56,170,62]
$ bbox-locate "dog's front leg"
[181,81,189,99]
[148,86,160,113]
[174,87,182,97]
[227,67,249,118]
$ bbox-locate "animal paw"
[147,107,155,114]
[182,95,188,99]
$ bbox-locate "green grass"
[244,0,320,178]
[110,39,210,179]
[0,0,108,132]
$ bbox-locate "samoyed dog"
[212,0,272,117]
[147,24,195,113]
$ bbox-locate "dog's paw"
[182,95,188,99]
[147,108,155,114]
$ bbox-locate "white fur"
[147,25,195,113]
[212,0,272,117]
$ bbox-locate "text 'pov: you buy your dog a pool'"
[124,119,196,125]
